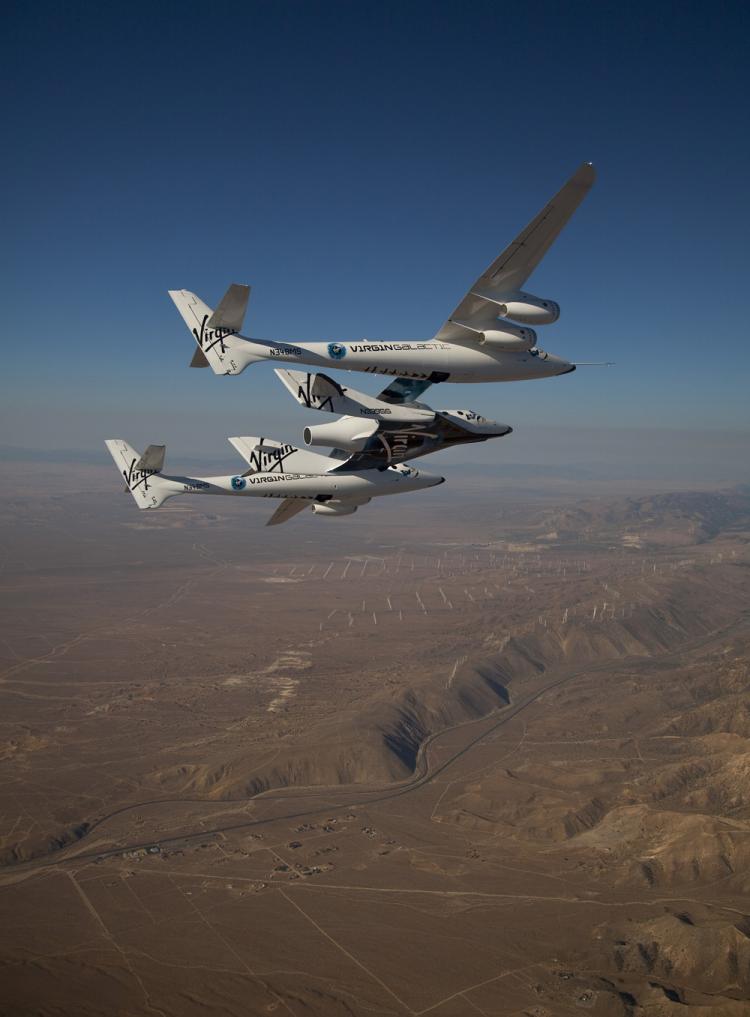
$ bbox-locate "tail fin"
[228,435,334,475]
[104,440,182,509]
[274,368,435,422]
[168,288,266,375]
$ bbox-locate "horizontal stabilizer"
[190,347,210,368]
[136,444,165,472]
[207,283,250,332]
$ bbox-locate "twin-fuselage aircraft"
[107,163,598,524]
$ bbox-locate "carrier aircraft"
[169,162,596,404]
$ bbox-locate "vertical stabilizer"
[104,440,182,509]
[168,289,266,375]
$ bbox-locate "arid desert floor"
[2,462,750,1016]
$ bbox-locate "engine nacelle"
[493,291,560,325]
[312,502,359,516]
[477,321,537,352]
[304,417,378,452]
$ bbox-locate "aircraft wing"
[433,162,595,342]
[376,377,439,405]
[266,498,309,526]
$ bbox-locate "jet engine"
[304,417,378,452]
[312,502,359,516]
[477,322,537,352]
[492,292,560,325]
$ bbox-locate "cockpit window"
[453,410,485,421]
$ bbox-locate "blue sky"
[3,1,749,472]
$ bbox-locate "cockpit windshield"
[453,410,487,423]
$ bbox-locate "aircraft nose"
[420,472,445,487]
[545,354,576,375]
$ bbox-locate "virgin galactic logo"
[327,342,347,360]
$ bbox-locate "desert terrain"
[1,459,750,1016]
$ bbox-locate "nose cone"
[416,471,445,488]
[546,354,576,376]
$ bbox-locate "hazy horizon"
[2,417,747,491]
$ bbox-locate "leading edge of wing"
[482,162,595,293]
[434,162,595,341]
[266,498,309,526]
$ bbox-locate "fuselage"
[145,465,443,503]
[219,328,574,382]
[314,409,513,471]
[268,339,572,381]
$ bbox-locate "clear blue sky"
[3,1,749,470]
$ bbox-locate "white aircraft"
[104,369,518,523]
[169,162,595,400]
[104,438,445,526]
[274,368,512,469]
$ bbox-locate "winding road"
[4,610,748,875]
